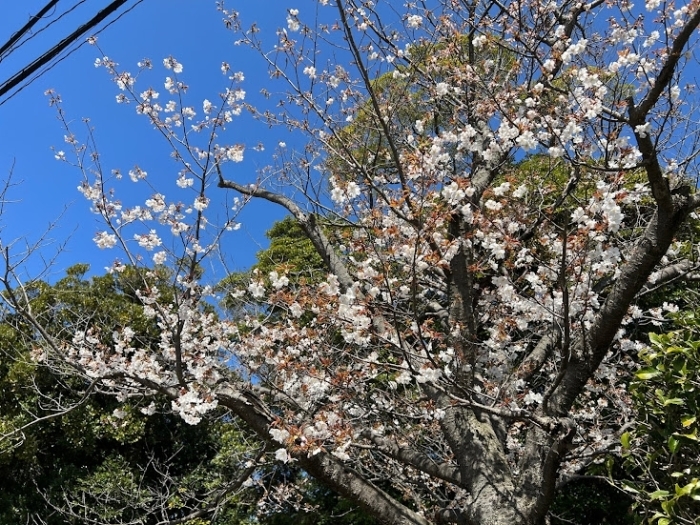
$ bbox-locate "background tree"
[218,216,325,314]
[619,312,700,525]
[0,264,263,525]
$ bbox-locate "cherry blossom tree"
[9,0,700,523]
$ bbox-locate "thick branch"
[627,9,700,210]
[429,386,519,524]
[217,388,430,525]
[629,113,673,211]
[217,166,354,289]
[633,7,700,120]
[640,259,699,295]
[515,327,561,381]
[360,431,463,486]
[301,451,433,525]
[549,205,690,414]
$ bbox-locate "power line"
[0,0,135,105]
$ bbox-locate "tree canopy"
[0,265,263,525]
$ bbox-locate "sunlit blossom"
[94,231,117,249]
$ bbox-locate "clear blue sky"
[0,0,317,282]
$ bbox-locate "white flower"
[493,182,511,197]
[484,199,503,211]
[129,166,147,182]
[193,196,209,211]
[473,34,487,48]
[145,194,166,213]
[643,30,660,48]
[407,14,422,28]
[561,39,588,63]
[226,145,244,162]
[163,56,183,73]
[435,82,450,97]
[287,8,300,30]
[670,85,681,102]
[115,72,134,90]
[94,231,117,249]
[248,281,265,298]
[394,370,412,385]
[516,130,538,151]
[345,181,361,199]
[513,184,528,199]
[548,145,565,158]
[416,366,442,383]
[177,176,194,188]
[269,271,290,289]
[541,59,556,72]
[275,448,290,463]
[303,65,316,79]
[663,301,679,313]
[140,402,156,416]
[442,181,465,204]
[289,302,303,318]
[171,389,217,425]
[134,230,162,251]
[270,428,290,443]
[153,251,167,265]
[524,391,543,405]
[634,122,651,138]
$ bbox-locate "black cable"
[0,0,131,103]
[0,0,62,61]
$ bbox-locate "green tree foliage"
[0,265,259,525]
[219,216,324,313]
[326,34,514,207]
[620,312,700,525]
[255,217,326,279]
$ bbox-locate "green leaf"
[650,490,671,500]
[621,431,631,449]
[620,481,640,494]
[668,436,680,454]
[648,332,663,346]
[676,483,692,496]
[636,367,661,380]
[681,415,696,428]
[663,397,685,406]
[660,499,675,515]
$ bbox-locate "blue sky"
[0,0,319,283]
